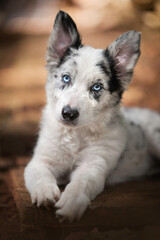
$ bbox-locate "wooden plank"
[7,158,160,239]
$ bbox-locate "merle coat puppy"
[24,11,160,222]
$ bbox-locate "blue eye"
[62,75,71,83]
[91,84,102,92]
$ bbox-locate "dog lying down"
[24,11,160,222]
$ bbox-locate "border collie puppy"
[24,11,160,222]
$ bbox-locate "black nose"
[62,105,79,122]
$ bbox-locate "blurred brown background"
[0,0,160,157]
[0,1,160,240]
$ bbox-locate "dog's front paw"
[55,183,90,222]
[31,180,60,207]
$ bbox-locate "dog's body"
[24,11,160,222]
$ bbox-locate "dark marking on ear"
[54,11,82,50]
[104,31,141,93]
[46,11,83,71]
[54,74,57,78]
[104,49,121,93]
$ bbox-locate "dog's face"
[46,11,141,127]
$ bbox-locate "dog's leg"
[24,159,61,207]
[24,127,66,207]
[55,152,112,222]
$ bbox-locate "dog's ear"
[46,11,82,69]
[105,31,141,91]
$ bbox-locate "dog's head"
[46,11,141,127]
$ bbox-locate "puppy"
[24,11,160,222]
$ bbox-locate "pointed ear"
[105,31,141,91]
[46,11,82,69]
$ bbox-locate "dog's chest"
[59,131,80,155]
[56,127,99,160]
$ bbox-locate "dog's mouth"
[60,119,78,127]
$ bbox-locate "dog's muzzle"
[62,105,79,123]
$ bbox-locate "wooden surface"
[0,158,160,240]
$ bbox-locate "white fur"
[24,12,160,222]
[24,103,160,221]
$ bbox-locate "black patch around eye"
[89,82,104,101]
[93,91,102,101]
[104,49,121,93]
[59,74,72,90]
[89,89,103,101]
